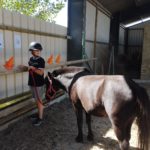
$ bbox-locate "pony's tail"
[136,86,150,150]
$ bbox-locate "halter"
[46,75,56,101]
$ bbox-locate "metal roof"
[90,0,150,24]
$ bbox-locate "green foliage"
[0,0,66,22]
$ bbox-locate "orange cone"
[4,56,14,70]
[55,54,61,64]
[47,55,53,64]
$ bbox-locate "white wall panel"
[28,34,35,58]
[0,75,6,98]
[0,30,4,66]
[0,30,6,98]
[28,16,35,31]
[46,22,52,34]
[14,32,22,65]
[86,1,96,41]
[85,42,94,59]
[45,36,52,62]
[3,9,12,26]
[21,14,28,29]
[15,73,22,94]
[96,11,110,43]
[5,31,15,97]
[60,26,67,36]
[14,32,22,94]
[51,23,55,34]
[22,33,29,92]
[35,18,41,31]
[50,37,55,60]
[40,35,46,58]
[13,12,21,28]
[35,35,41,43]
[22,33,29,66]
[0,9,2,25]
[85,41,94,67]
[54,37,60,63]
[40,20,46,33]
[55,24,67,36]
[61,39,67,62]
[0,9,67,99]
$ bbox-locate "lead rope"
[29,69,57,106]
[46,76,56,101]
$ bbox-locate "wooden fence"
[0,58,96,130]
[0,9,67,100]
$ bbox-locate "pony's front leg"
[74,101,83,143]
[85,112,94,141]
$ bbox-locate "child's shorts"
[30,86,45,100]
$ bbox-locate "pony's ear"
[48,72,52,78]
[84,67,91,73]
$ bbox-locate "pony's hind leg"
[73,101,83,143]
[85,112,94,141]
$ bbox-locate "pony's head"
[44,71,65,100]
[45,66,90,99]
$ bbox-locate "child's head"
[29,42,43,57]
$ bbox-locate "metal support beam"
[109,13,120,74]
[109,13,120,54]
[67,0,86,61]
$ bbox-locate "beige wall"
[141,25,150,79]
[0,9,67,99]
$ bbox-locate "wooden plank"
[0,25,67,39]
[0,91,64,127]
[0,58,97,76]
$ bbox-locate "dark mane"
[52,66,89,76]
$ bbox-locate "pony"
[45,66,150,150]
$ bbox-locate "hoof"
[87,134,94,141]
[75,136,83,143]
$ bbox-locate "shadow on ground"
[0,98,139,150]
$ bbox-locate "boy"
[28,42,45,126]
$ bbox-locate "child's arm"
[29,66,44,76]
[33,68,44,76]
[17,65,44,76]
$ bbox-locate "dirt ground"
[0,95,140,150]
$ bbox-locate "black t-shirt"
[28,56,45,86]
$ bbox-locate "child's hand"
[17,65,28,71]
[28,66,36,71]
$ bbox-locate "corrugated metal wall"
[96,10,110,74]
[127,28,143,78]
[0,9,67,99]
[85,1,110,74]
[117,26,143,78]
[85,2,96,68]
[128,29,143,46]
[118,26,125,55]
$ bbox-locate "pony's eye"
[52,71,58,77]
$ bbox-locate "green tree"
[0,0,66,22]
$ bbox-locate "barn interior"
[95,0,150,78]
[1,0,150,134]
